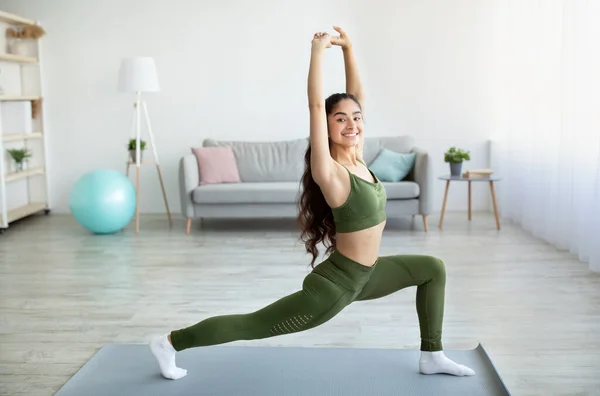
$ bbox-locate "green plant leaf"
[443,147,471,163]
[7,148,32,163]
[128,138,147,150]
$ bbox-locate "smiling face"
[327,98,363,148]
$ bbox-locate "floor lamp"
[118,56,172,233]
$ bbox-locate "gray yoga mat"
[55,343,511,396]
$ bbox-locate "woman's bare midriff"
[334,220,386,267]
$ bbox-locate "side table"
[126,159,173,233]
[438,174,502,230]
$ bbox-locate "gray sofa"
[179,136,432,233]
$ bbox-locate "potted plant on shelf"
[5,24,46,56]
[7,148,32,172]
[128,138,147,162]
[444,146,470,176]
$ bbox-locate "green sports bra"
[331,160,387,233]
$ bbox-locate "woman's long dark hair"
[297,93,362,268]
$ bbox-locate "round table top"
[438,174,501,181]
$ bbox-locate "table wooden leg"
[135,165,140,233]
[186,218,191,234]
[439,180,450,229]
[489,181,500,230]
[422,215,429,232]
[468,181,472,220]
[155,164,173,228]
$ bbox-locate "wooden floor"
[1,212,599,396]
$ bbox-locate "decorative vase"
[450,162,462,177]
[129,149,143,162]
[15,161,23,172]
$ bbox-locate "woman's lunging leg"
[355,254,475,376]
[150,270,353,379]
[355,254,446,351]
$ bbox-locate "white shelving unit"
[0,10,49,232]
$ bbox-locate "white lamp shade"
[118,57,160,93]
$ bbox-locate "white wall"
[0,0,497,216]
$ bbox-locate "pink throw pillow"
[192,146,240,185]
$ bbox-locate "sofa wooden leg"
[422,215,429,232]
[186,218,191,234]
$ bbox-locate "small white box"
[0,63,24,95]
[0,101,32,134]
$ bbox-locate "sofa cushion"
[192,146,241,185]
[193,182,301,204]
[202,138,308,182]
[369,149,416,182]
[381,181,420,199]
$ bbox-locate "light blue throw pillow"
[369,148,416,182]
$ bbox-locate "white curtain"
[488,0,600,272]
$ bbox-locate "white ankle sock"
[149,334,187,380]
[419,351,475,376]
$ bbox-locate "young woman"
[149,27,475,380]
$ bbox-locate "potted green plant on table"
[444,146,470,176]
[7,148,32,172]
[128,138,147,162]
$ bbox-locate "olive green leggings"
[170,250,446,352]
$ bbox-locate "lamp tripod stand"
[125,91,172,233]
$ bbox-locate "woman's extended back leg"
[170,268,355,352]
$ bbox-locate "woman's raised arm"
[331,26,365,160]
[307,33,335,184]
[332,26,365,108]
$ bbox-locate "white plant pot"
[129,150,144,162]
[8,39,29,56]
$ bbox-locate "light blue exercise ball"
[69,169,136,234]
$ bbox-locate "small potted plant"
[7,148,32,172]
[5,24,46,56]
[444,146,470,176]
[128,138,147,162]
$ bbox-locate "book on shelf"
[462,168,494,178]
